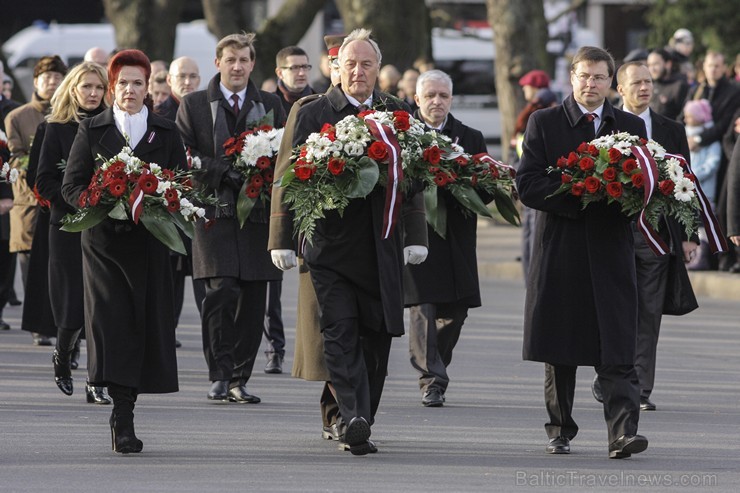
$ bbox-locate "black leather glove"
[222,169,245,191]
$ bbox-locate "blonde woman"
[36,61,110,403]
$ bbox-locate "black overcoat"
[36,119,86,330]
[291,85,428,335]
[177,76,286,281]
[516,94,647,366]
[61,108,185,393]
[403,112,489,307]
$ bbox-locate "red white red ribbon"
[472,152,516,175]
[128,168,150,224]
[631,145,670,255]
[365,118,403,239]
[665,152,728,253]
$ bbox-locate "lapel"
[132,112,165,160]
[92,109,127,159]
[650,109,668,144]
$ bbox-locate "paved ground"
[1,222,739,492]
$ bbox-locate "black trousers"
[408,302,468,393]
[0,240,12,315]
[545,363,640,444]
[322,316,392,426]
[201,277,267,384]
[634,230,670,398]
[263,280,285,356]
[170,255,205,325]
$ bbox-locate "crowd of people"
[0,23,738,460]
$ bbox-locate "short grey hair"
[416,69,453,95]
[338,28,382,66]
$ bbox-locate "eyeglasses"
[280,64,312,72]
[573,72,610,84]
[173,73,200,81]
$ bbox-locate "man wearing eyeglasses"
[273,46,316,116]
[156,57,201,121]
[516,46,649,459]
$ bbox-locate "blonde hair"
[48,62,108,124]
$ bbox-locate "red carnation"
[328,157,346,176]
[571,182,585,196]
[579,157,595,172]
[294,164,315,181]
[584,176,601,193]
[423,146,442,165]
[631,173,644,188]
[138,173,159,195]
[659,179,675,196]
[608,148,622,164]
[394,117,410,132]
[622,158,637,174]
[602,167,617,182]
[606,181,623,198]
[368,141,388,161]
[256,156,272,170]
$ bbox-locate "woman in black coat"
[61,50,186,454]
[36,61,111,404]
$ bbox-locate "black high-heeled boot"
[70,338,81,370]
[53,328,81,396]
[108,384,143,454]
[86,382,112,405]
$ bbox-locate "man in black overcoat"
[270,29,429,455]
[402,69,490,407]
[177,33,286,404]
[516,46,649,459]
[591,62,698,412]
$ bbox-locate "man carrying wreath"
[270,28,428,455]
[516,46,649,459]
[177,33,286,404]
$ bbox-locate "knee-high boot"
[107,384,143,454]
[52,327,81,396]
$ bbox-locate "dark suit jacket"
[61,108,185,393]
[155,94,179,122]
[290,85,428,335]
[403,112,488,307]
[177,75,286,281]
[516,94,647,366]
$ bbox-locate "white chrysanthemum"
[305,134,335,161]
[646,140,666,159]
[156,180,172,194]
[365,111,393,127]
[590,135,615,149]
[612,139,633,155]
[9,168,19,183]
[664,157,683,181]
[343,141,366,157]
[673,177,695,202]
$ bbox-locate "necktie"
[585,113,596,123]
[231,94,240,115]
[356,104,369,113]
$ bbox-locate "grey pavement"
[1,223,739,492]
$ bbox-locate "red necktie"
[231,94,240,115]
[585,113,596,122]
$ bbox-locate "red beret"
[518,70,550,89]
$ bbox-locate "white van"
[2,20,218,100]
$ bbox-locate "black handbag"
[663,253,698,315]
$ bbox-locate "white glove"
[271,249,297,271]
[404,245,428,265]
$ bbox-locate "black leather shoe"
[32,333,53,346]
[640,397,656,411]
[228,385,261,403]
[609,434,648,459]
[86,383,112,404]
[322,423,342,441]
[546,436,571,454]
[264,352,283,374]
[0,319,9,331]
[52,350,74,396]
[591,374,603,403]
[175,339,182,348]
[421,388,444,407]
[9,297,21,306]
[207,380,229,402]
[345,417,372,456]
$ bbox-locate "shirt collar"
[344,93,372,108]
[219,83,247,105]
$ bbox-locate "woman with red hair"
[62,49,186,454]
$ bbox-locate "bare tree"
[102,0,185,62]
[334,0,432,71]
[203,0,328,84]
[486,0,548,162]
